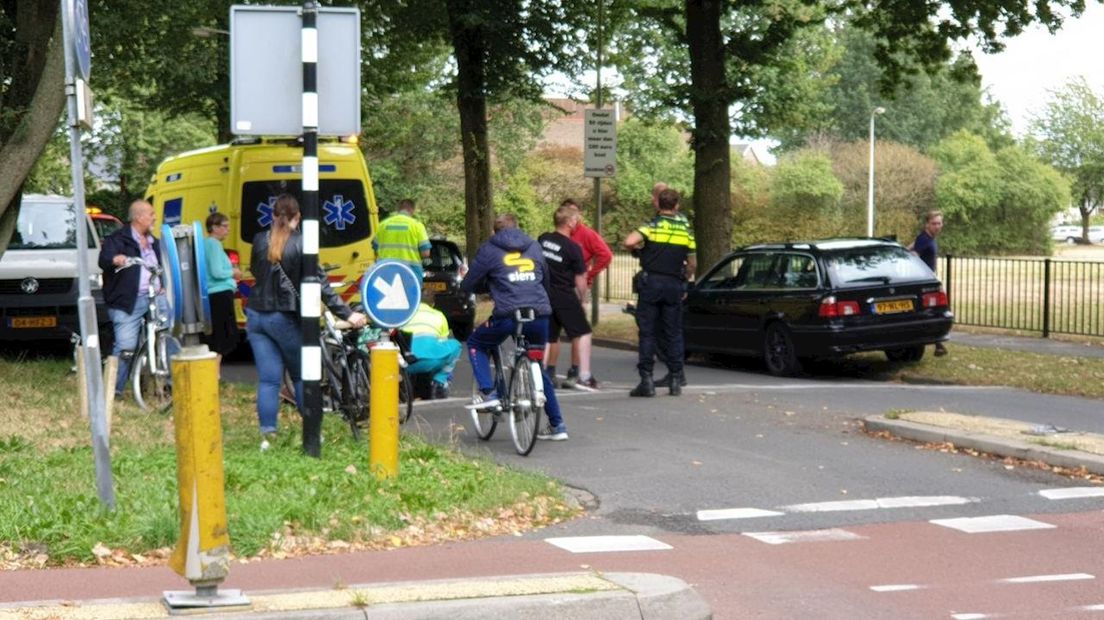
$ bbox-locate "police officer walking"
[622,188,696,397]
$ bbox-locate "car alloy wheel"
[763,322,801,377]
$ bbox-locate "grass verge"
[0,353,578,569]
[591,317,1104,399]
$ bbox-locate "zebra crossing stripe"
[1000,573,1094,584]
[697,508,783,521]
[545,535,672,553]
[743,529,864,545]
[1038,487,1104,500]
[930,515,1055,533]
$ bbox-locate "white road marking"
[869,584,925,592]
[697,507,784,521]
[1081,604,1104,611]
[1000,573,1094,584]
[930,515,1055,533]
[743,528,864,545]
[544,535,672,553]
[784,496,976,513]
[951,614,989,619]
[1039,487,1104,500]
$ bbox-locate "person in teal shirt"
[372,198,431,280]
[400,285,462,399]
[204,212,241,371]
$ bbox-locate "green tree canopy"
[1027,77,1104,238]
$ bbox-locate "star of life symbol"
[323,195,356,231]
[257,197,277,228]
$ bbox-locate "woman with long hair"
[204,212,240,375]
[246,194,367,451]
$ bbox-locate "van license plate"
[874,300,913,314]
[10,316,57,328]
[426,281,447,292]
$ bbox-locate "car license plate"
[874,300,913,314]
[426,281,447,292]
[10,316,57,328]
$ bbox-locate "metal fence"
[601,251,1104,339]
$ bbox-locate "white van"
[0,195,110,348]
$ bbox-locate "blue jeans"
[466,315,562,428]
[246,308,303,433]
[407,335,462,384]
[109,294,173,396]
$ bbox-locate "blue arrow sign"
[360,260,421,328]
[72,0,91,81]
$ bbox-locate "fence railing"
[600,251,1104,339]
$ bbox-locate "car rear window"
[240,179,371,248]
[824,245,934,287]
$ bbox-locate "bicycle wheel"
[343,354,370,440]
[508,358,541,456]
[133,334,173,413]
[398,367,413,425]
[320,340,344,414]
[468,349,501,440]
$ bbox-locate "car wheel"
[1066,236,1078,245]
[763,322,801,377]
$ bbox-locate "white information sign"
[584,109,617,178]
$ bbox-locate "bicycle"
[320,310,413,440]
[467,307,545,456]
[116,257,178,412]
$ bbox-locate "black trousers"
[635,274,684,377]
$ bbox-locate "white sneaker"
[536,424,569,441]
[260,439,271,452]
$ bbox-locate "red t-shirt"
[570,222,613,285]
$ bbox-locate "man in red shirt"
[558,199,612,387]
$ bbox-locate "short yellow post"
[167,346,232,591]
[369,342,400,479]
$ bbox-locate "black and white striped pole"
[300,1,323,457]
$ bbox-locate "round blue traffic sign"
[71,0,91,81]
[359,260,422,328]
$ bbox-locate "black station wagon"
[683,238,954,376]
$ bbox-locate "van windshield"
[8,201,93,250]
[240,180,371,248]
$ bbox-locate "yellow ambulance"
[146,138,380,325]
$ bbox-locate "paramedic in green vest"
[400,285,462,400]
[373,198,432,279]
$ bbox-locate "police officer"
[623,188,696,397]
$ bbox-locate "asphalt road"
[224,344,1104,535]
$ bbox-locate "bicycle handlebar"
[115,256,163,276]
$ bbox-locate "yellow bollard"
[168,346,231,587]
[369,342,401,479]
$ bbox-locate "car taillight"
[818,296,861,318]
[922,290,949,308]
[226,249,240,266]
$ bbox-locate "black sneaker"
[431,381,450,400]
[578,376,599,389]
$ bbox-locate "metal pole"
[590,0,603,327]
[866,112,875,238]
[61,0,114,509]
[300,1,323,457]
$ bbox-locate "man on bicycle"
[98,199,170,400]
[460,213,567,441]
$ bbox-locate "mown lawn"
[0,352,578,568]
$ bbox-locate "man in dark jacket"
[97,199,170,399]
[460,213,567,441]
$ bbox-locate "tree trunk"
[0,8,65,258]
[685,0,731,277]
[447,1,494,261]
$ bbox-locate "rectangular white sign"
[583,109,617,178]
[230,5,361,137]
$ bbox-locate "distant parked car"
[1051,225,1104,245]
[423,238,475,341]
[683,238,954,376]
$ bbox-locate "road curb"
[0,572,711,620]
[863,415,1104,475]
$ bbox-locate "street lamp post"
[867,106,885,238]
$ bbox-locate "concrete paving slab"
[0,572,711,620]
[865,411,1104,475]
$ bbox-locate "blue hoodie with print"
[460,227,551,317]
